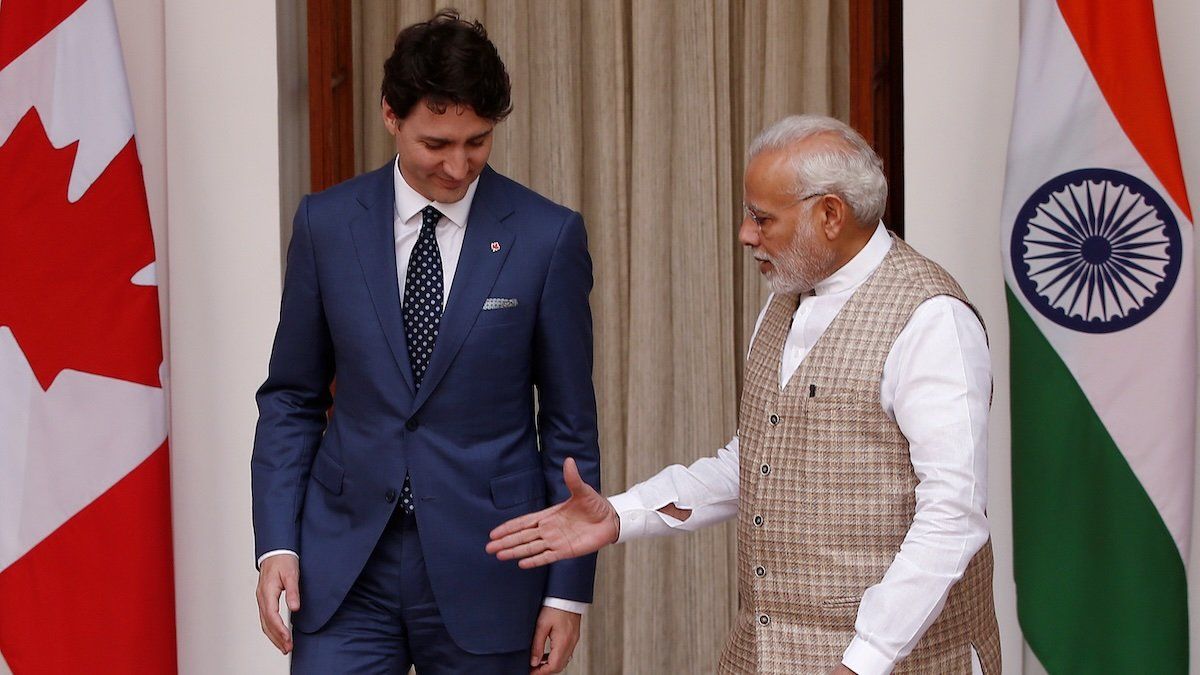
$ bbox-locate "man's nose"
[443,150,469,180]
[738,216,759,247]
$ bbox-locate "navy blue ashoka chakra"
[1011,168,1181,333]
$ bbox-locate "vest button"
[769,413,779,425]
[385,488,398,503]
[760,463,771,476]
[758,614,770,626]
[754,565,766,577]
[405,418,419,431]
[753,514,764,527]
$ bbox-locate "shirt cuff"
[257,549,299,569]
[842,636,896,675]
[610,492,692,544]
[610,492,641,543]
[542,597,589,615]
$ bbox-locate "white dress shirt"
[262,158,587,616]
[391,158,475,305]
[608,223,990,675]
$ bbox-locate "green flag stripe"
[1007,288,1187,673]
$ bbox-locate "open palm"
[487,458,618,568]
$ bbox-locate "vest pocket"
[818,595,862,609]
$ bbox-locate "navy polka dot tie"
[400,205,444,514]
[404,205,445,387]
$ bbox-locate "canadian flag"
[0,1,176,672]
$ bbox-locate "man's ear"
[381,97,398,134]
[820,194,847,241]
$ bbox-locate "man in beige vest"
[487,115,1001,674]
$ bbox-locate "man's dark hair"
[382,9,512,121]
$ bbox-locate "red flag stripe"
[0,0,86,72]
[1056,0,1193,222]
[0,445,177,673]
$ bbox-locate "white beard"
[761,222,835,295]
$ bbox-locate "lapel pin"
[490,241,501,253]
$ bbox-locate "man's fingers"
[562,457,586,497]
[490,506,555,540]
[530,617,552,667]
[265,610,293,654]
[284,571,301,612]
[256,572,294,654]
[542,621,577,674]
[257,591,293,653]
[517,550,561,569]
[496,538,549,561]
[544,631,567,673]
[485,525,543,555]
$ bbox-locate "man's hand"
[831,664,857,675]
[530,606,581,674]
[256,555,301,654]
[487,458,617,568]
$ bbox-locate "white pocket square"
[483,298,518,310]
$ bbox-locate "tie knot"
[421,205,443,230]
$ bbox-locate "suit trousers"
[290,509,529,674]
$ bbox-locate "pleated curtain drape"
[350,2,848,671]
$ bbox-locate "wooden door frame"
[850,0,904,235]
[307,0,355,192]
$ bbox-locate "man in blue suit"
[251,10,600,673]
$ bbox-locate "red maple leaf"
[0,108,163,390]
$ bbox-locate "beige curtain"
[352,2,848,671]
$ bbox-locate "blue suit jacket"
[251,163,601,654]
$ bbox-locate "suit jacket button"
[385,489,398,503]
[405,418,419,431]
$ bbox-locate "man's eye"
[467,139,485,147]
[424,142,446,150]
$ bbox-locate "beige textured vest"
[719,237,1001,674]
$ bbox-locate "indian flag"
[1001,1,1194,673]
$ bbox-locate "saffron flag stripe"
[1056,0,1192,220]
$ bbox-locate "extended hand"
[256,554,301,654]
[487,457,617,568]
[530,606,581,674]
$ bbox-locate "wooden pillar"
[307,0,355,192]
[850,0,904,235]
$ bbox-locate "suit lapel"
[348,163,417,397]
[413,167,515,411]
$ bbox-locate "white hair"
[748,114,888,226]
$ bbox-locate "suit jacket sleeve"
[250,195,335,563]
[534,211,601,602]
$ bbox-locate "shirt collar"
[392,155,478,229]
[812,222,892,296]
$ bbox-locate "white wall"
[112,1,289,672]
[163,0,287,671]
[904,1,1200,672]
